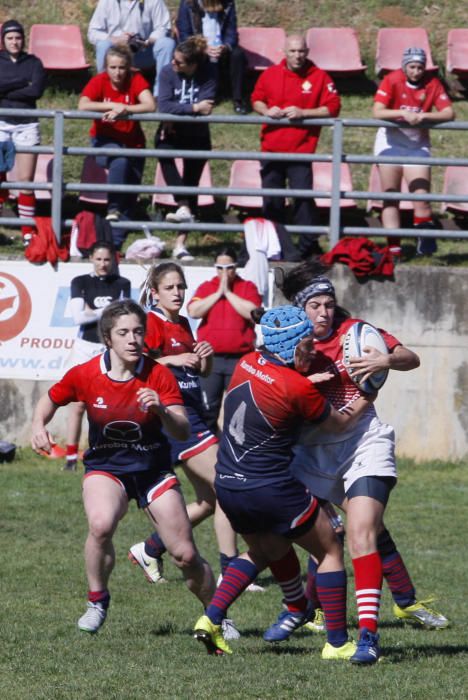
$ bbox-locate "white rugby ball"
[342,321,389,393]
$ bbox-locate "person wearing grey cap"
[372,47,454,257]
[0,20,46,244]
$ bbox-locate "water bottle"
[209,31,222,63]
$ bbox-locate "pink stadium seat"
[152,160,215,208]
[79,156,109,205]
[306,28,366,75]
[446,29,468,77]
[226,160,263,209]
[28,24,90,70]
[312,162,356,208]
[237,27,286,71]
[6,154,54,200]
[366,164,413,212]
[375,28,438,77]
[440,166,468,215]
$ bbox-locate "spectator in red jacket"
[251,33,341,259]
[188,246,262,433]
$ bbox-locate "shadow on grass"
[383,643,468,662]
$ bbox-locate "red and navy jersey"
[311,317,400,411]
[49,351,183,475]
[215,351,330,490]
[374,69,451,114]
[145,308,202,410]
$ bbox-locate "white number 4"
[228,401,246,446]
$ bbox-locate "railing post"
[51,111,64,242]
[329,118,344,247]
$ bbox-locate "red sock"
[66,444,79,460]
[18,192,36,238]
[269,549,307,613]
[413,215,432,226]
[0,171,8,204]
[88,589,110,609]
[352,552,382,633]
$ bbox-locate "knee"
[169,541,199,571]
[154,36,175,61]
[88,514,115,542]
[347,524,377,558]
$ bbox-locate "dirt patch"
[376,6,417,27]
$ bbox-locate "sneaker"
[166,205,194,223]
[246,581,265,593]
[393,598,449,629]
[105,209,121,222]
[41,442,67,459]
[304,608,325,633]
[222,618,241,641]
[78,601,107,634]
[416,236,438,256]
[128,542,166,584]
[193,614,232,655]
[62,458,77,472]
[350,627,381,665]
[263,603,314,642]
[172,245,194,262]
[233,100,248,115]
[322,639,357,660]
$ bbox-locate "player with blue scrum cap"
[193,304,374,659]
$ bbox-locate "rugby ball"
[342,322,389,393]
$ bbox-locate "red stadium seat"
[7,154,54,200]
[28,24,90,70]
[226,160,263,210]
[237,27,286,71]
[366,164,413,212]
[440,166,468,215]
[312,162,356,208]
[306,28,367,76]
[78,156,109,205]
[446,29,468,78]
[375,28,438,77]
[152,160,215,208]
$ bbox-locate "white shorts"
[0,121,41,147]
[374,126,430,162]
[65,337,105,370]
[291,417,397,506]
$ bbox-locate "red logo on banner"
[0,272,32,342]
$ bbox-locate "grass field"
[1,450,467,699]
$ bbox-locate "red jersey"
[145,309,202,410]
[374,69,451,114]
[49,351,183,475]
[81,72,150,148]
[311,317,400,411]
[216,351,330,489]
[189,275,262,354]
[251,59,341,153]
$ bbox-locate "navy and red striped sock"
[305,556,321,609]
[382,551,416,608]
[269,548,307,613]
[145,531,166,559]
[88,589,110,609]
[206,557,258,625]
[219,551,238,577]
[316,569,347,647]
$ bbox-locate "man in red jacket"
[251,34,341,258]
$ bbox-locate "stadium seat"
[440,166,468,215]
[375,28,438,77]
[7,154,54,200]
[237,27,286,71]
[446,29,468,78]
[78,156,109,205]
[28,24,90,70]
[313,162,356,208]
[226,160,263,210]
[366,164,413,212]
[152,160,215,208]
[305,28,367,75]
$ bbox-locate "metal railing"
[1,107,468,247]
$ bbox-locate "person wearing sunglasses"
[187,247,262,434]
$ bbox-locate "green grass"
[1,451,467,699]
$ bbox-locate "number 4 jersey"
[215,351,331,490]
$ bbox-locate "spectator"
[0,20,46,245]
[372,47,454,257]
[251,33,341,259]
[176,0,248,113]
[187,246,262,433]
[78,45,155,248]
[156,35,216,261]
[87,0,175,97]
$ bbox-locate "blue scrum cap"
[260,305,313,364]
[402,47,427,68]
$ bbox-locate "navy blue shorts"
[346,475,396,506]
[84,469,180,509]
[215,478,318,538]
[167,409,218,464]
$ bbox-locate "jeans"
[92,137,145,218]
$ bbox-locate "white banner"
[0,261,272,380]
